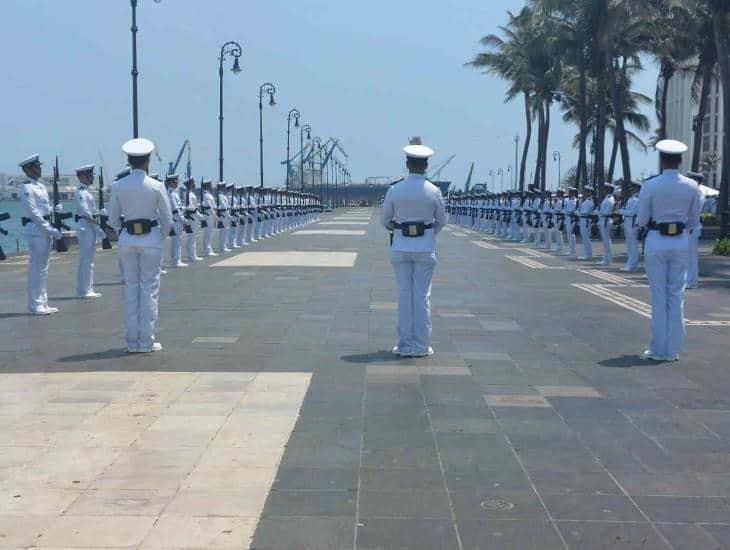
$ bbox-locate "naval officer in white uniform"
[381,138,446,357]
[108,138,173,353]
[74,164,104,298]
[636,139,701,361]
[19,154,63,314]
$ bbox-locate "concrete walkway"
[1,209,730,549]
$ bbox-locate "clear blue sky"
[0,0,660,188]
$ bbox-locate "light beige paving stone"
[418,366,471,376]
[0,514,55,547]
[212,251,358,268]
[367,365,420,376]
[211,426,293,448]
[32,402,108,416]
[147,415,228,432]
[98,403,166,417]
[163,401,237,416]
[132,428,217,449]
[485,395,552,407]
[92,447,203,490]
[191,336,239,344]
[439,312,476,318]
[36,515,156,548]
[370,301,397,310]
[194,446,286,470]
[163,489,269,517]
[0,446,46,468]
[182,466,276,491]
[479,320,522,331]
[6,447,122,489]
[141,515,256,549]
[0,488,80,515]
[319,221,369,225]
[463,352,513,361]
[65,489,174,516]
[536,385,602,397]
[293,229,366,236]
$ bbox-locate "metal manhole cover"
[481,499,515,511]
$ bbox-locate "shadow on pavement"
[0,313,31,319]
[56,349,130,363]
[598,355,663,368]
[340,350,403,364]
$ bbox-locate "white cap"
[656,139,687,155]
[225,181,234,188]
[403,136,434,159]
[165,174,179,181]
[122,138,155,157]
[19,153,41,168]
[76,164,94,174]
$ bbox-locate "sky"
[0,0,661,189]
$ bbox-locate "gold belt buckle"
[133,222,143,235]
[668,223,677,235]
[408,225,418,236]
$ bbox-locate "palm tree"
[709,0,729,237]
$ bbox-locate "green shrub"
[713,237,730,256]
[702,212,719,226]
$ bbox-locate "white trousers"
[76,220,97,296]
[170,222,183,266]
[391,250,436,355]
[185,226,199,260]
[687,226,701,285]
[217,222,229,252]
[624,222,639,270]
[247,217,257,242]
[27,231,53,312]
[227,222,238,248]
[236,220,247,246]
[579,219,593,259]
[119,245,162,351]
[202,223,215,255]
[598,218,613,263]
[645,232,688,358]
[566,220,576,255]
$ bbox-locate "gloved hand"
[54,204,63,213]
[99,208,108,216]
[50,228,62,240]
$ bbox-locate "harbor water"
[0,200,75,254]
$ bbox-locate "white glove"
[50,228,62,240]
[54,204,63,213]
[99,208,108,216]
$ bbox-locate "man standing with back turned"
[109,138,173,353]
[381,137,446,357]
[636,139,701,362]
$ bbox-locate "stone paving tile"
[485,395,552,407]
[536,385,602,397]
[250,517,353,550]
[36,515,157,548]
[356,518,458,550]
[450,489,548,520]
[657,523,728,549]
[359,490,452,519]
[632,495,730,523]
[457,519,566,550]
[263,490,357,517]
[542,494,645,522]
[557,521,671,550]
[142,515,257,549]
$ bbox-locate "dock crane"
[427,154,455,181]
[167,140,192,178]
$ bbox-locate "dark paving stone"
[444,467,532,492]
[478,384,540,395]
[430,417,501,434]
[363,428,434,450]
[703,524,730,546]
[271,467,358,492]
[657,523,727,550]
[251,516,352,550]
[450,489,548,520]
[633,495,730,523]
[557,521,670,550]
[360,468,444,492]
[457,520,565,550]
[361,445,441,470]
[263,490,357,518]
[497,418,574,436]
[279,447,361,468]
[359,490,452,519]
[529,470,623,496]
[356,519,458,550]
[542,494,644,521]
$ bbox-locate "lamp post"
[553,151,561,190]
[258,82,276,188]
[489,169,495,192]
[514,134,520,190]
[217,41,242,183]
[311,137,322,201]
[129,0,161,138]
[497,168,504,192]
[299,124,311,191]
[506,166,512,190]
[286,108,300,189]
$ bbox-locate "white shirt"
[564,197,578,215]
[168,188,183,221]
[203,191,217,221]
[108,169,173,249]
[636,169,701,229]
[618,195,639,218]
[578,197,595,216]
[21,179,55,236]
[75,185,97,221]
[598,195,615,217]
[380,174,446,253]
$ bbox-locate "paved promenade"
[1,209,730,549]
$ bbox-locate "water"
[0,200,76,254]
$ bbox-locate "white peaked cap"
[122,138,155,157]
[76,164,94,174]
[656,139,688,155]
[19,153,41,167]
[403,136,434,159]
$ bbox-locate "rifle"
[184,183,194,234]
[199,178,208,228]
[52,156,71,252]
[215,186,225,229]
[98,166,113,249]
[229,186,237,228]
[0,212,9,261]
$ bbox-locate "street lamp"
[129,0,161,138]
[258,82,276,188]
[311,137,322,201]
[299,124,311,191]
[497,168,504,192]
[217,40,243,183]
[506,166,512,190]
[514,135,520,189]
[553,151,561,190]
[489,169,495,192]
[286,108,300,189]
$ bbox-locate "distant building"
[665,63,725,188]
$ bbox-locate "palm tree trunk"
[610,56,632,193]
[712,0,730,238]
[534,103,545,189]
[520,90,532,191]
[691,60,714,172]
[607,130,619,183]
[542,100,550,190]
[657,61,675,142]
[594,68,608,187]
[577,66,589,190]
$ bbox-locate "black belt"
[172,209,179,214]
[648,220,685,236]
[122,219,158,235]
[393,222,433,230]
[21,215,51,226]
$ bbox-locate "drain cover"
[481,499,515,511]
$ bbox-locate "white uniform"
[637,169,701,360]
[108,169,173,352]
[202,190,218,256]
[182,188,203,261]
[552,197,564,253]
[563,196,578,256]
[21,178,61,313]
[381,174,446,356]
[686,194,705,287]
[235,192,247,246]
[597,194,616,264]
[578,196,596,260]
[217,192,231,253]
[74,184,102,296]
[227,191,239,249]
[167,187,185,267]
[619,194,640,271]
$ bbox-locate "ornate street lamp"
[217,41,243,182]
[299,124,311,191]
[311,137,322,201]
[286,109,300,189]
[258,82,276,188]
[489,169,495,192]
[497,168,504,192]
[553,150,562,190]
[129,0,161,138]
